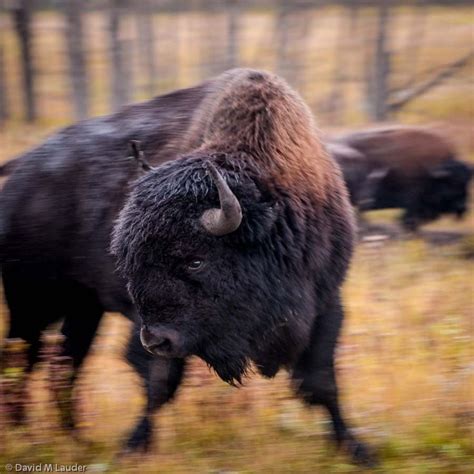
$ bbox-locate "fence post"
[109,0,132,111]
[13,0,36,122]
[226,0,240,70]
[0,44,8,123]
[136,0,157,97]
[371,0,391,121]
[64,0,89,120]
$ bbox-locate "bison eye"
[187,259,204,271]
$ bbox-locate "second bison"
[332,126,472,230]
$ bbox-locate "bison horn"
[200,162,242,236]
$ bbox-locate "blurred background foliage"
[1,0,473,125]
[1,1,473,473]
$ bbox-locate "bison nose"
[140,325,185,358]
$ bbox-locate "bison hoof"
[344,437,378,468]
[121,416,153,455]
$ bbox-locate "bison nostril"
[153,337,172,353]
[140,325,183,357]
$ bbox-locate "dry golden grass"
[1,235,473,473]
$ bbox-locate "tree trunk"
[109,0,132,111]
[13,0,36,122]
[275,4,312,91]
[371,0,391,121]
[199,6,226,79]
[64,0,89,120]
[403,0,427,89]
[347,0,360,79]
[136,0,157,97]
[0,44,8,123]
[226,0,240,70]
[275,2,291,81]
[326,6,353,124]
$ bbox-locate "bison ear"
[128,140,153,173]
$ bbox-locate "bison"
[1,68,373,465]
[332,126,473,231]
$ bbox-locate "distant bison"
[1,69,373,466]
[332,126,473,230]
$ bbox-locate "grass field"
[1,5,473,474]
[1,232,473,473]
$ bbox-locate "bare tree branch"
[389,50,474,111]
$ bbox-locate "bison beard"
[112,69,375,464]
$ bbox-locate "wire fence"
[1,0,472,125]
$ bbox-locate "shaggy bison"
[112,69,373,463]
[1,69,373,465]
[333,126,472,230]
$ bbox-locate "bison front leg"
[401,209,421,233]
[291,294,376,467]
[50,293,104,431]
[123,327,186,454]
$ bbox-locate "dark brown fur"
[334,125,473,229]
[336,125,454,176]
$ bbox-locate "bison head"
[111,153,315,384]
[402,159,473,230]
[425,160,472,218]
